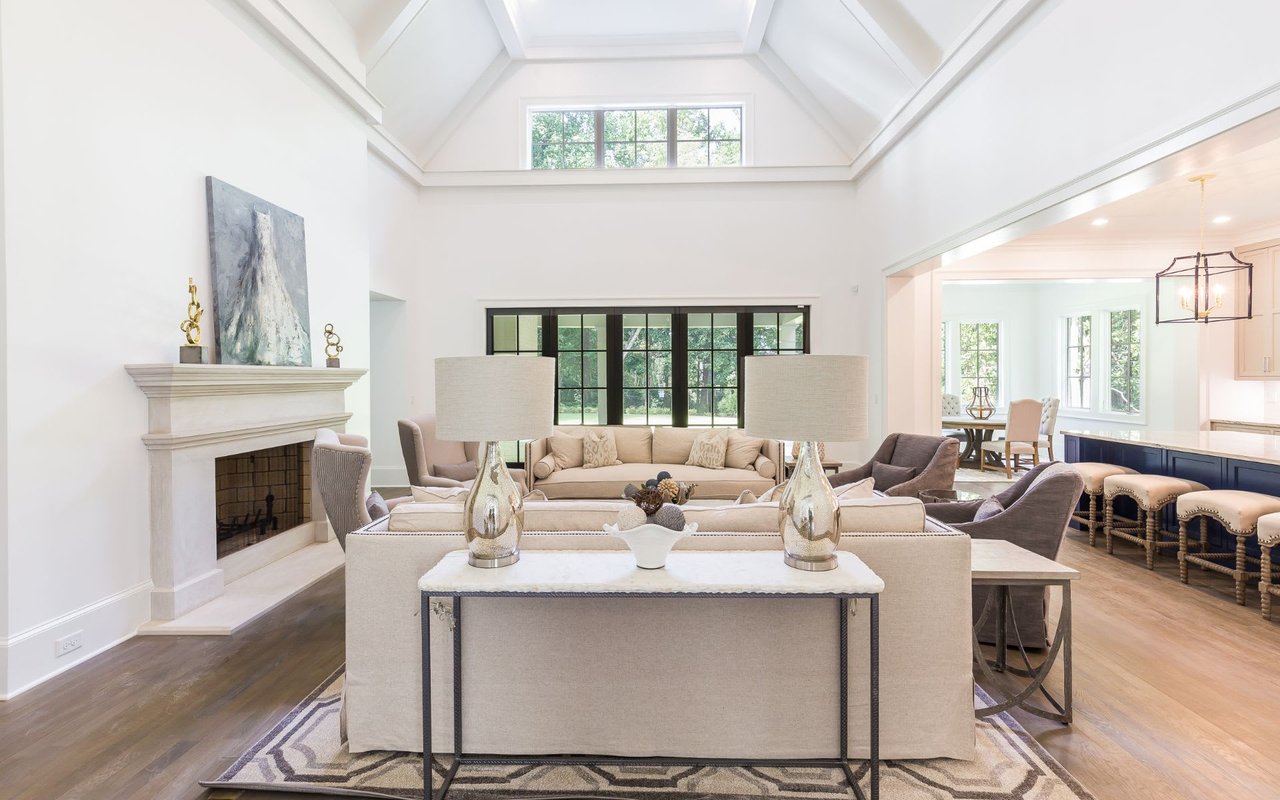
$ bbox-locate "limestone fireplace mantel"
[127,363,366,624]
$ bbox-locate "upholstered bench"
[1256,512,1280,620]
[1104,474,1208,568]
[1068,462,1136,546]
[1177,490,1280,605]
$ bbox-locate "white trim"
[755,45,857,159]
[420,164,849,187]
[835,0,939,85]
[365,0,434,70]
[742,0,777,55]
[850,0,1045,181]
[229,0,384,124]
[368,125,429,184]
[421,53,518,168]
[481,0,525,60]
[0,581,152,648]
[520,32,746,62]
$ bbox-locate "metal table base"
[421,591,880,800]
[972,581,1072,724]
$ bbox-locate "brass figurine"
[180,277,204,346]
[324,323,343,368]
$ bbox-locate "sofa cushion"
[872,462,917,490]
[583,428,622,468]
[537,463,775,500]
[549,432,585,470]
[687,429,729,469]
[531,454,556,479]
[612,426,653,463]
[725,432,766,470]
[752,477,873,504]
[653,427,700,464]
[411,485,469,503]
[753,452,776,479]
[435,461,477,482]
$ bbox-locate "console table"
[971,539,1079,724]
[419,550,885,800]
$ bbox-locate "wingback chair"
[926,462,1085,646]
[829,433,960,497]
[397,413,526,490]
[312,429,395,550]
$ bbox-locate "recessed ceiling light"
[1091,218,1108,227]
[1212,214,1232,224]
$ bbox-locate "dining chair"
[980,398,1044,479]
[1037,397,1060,462]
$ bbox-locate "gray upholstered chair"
[398,413,526,490]
[830,433,960,497]
[926,462,1085,646]
[312,428,407,550]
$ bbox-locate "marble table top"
[971,539,1079,584]
[420,550,884,596]
[1062,429,1280,466]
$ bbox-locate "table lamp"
[744,355,869,571]
[435,356,555,567]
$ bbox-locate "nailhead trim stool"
[1104,474,1208,569]
[1258,513,1280,621]
[1177,490,1280,606]
[1068,462,1136,546]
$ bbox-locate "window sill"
[418,164,852,188]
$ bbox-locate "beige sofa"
[525,426,781,499]
[344,497,975,761]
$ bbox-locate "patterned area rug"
[202,668,1093,800]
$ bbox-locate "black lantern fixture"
[1155,175,1252,324]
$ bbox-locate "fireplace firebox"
[214,442,312,559]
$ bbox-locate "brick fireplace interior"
[214,442,312,559]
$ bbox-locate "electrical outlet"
[54,630,83,658]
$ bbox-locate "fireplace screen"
[214,442,311,558]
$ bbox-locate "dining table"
[942,415,1007,467]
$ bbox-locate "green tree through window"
[1109,310,1141,413]
[958,322,999,404]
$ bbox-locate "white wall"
[0,0,372,697]
[428,57,852,170]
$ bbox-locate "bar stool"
[1257,512,1280,620]
[1104,474,1208,568]
[1067,462,1136,546]
[1178,491,1280,605]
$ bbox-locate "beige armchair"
[397,413,526,490]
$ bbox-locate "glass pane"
[623,351,646,387]
[582,388,604,424]
[688,350,711,386]
[558,351,582,388]
[960,352,978,377]
[753,312,779,350]
[604,142,636,168]
[623,314,646,348]
[715,388,738,425]
[604,110,634,141]
[557,316,581,350]
[959,324,977,350]
[677,141,708,167]
[648,389,672,426]
[636,109,667,140]
[713,350,738,386]
[648,351,671,387]
[688,313,712,349]
[710,140,741,166]
[780,311,804,349]
[623,388,646,424]
[709,107,741,139]
[689,388,714,425]
[979,323,999,349]
[531,112,561,145]
[647,314,672,348]
[636,141,667,168]
[558,389,582,422]
[492,315,517,351]
[563,111,595,142]
[518,315,541,351]
[582,351,601,387]
[713,313,737,348]
[531,144,559,170]
[676,108,709,140]
[563,143,595,169]
[582,314,607,350]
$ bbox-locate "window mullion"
[594,110,604,168]
[666,108,677,167]
[606,314,623,425]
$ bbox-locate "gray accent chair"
[398,413,527,491]
[830,433,960,497]
[313,429,402,550]
[926,462,1085,646]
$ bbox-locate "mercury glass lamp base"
[464,441,525,569]
[783,552,840,572]
[779,440,842,572]
[468,551,520,569]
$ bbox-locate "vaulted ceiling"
[330,0,995,168]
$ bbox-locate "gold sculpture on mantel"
[179,277,207,364]
[324,323,343,368]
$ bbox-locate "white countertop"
[1063,429,1280,466]
[419,550,884,595]
[971,540,1079,583]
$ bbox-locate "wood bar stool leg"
[1263,545,1274,622]
[1104,495,1115,555]
[1178,518,1190,583]
[1144,506,1159,569]
[1200,518,1209,559]
[1234,534,1249,606]
[1086,493,1099,547]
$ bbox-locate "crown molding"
[418,164,852,188]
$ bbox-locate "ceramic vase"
[605,523,697,569]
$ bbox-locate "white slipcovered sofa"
[344,496,975,761]
[525,425,782,500]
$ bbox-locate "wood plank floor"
[1,529,1277,799]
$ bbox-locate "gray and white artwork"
[206,177,311,366]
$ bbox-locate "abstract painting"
[206,177,311,366]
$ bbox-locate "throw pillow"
[758,482,785,502]
[871,462,916,491]
[974,495,1004,522]
[735,489,759,504]
[725,432,765,470]
[531,453,556,479]
[834,477,875,499]
[523,489,548,502]
[365,490,390,520]
[411,485,469,503]
[582,428,621,469]
[686,429,729,469]
[754,453,777,479]
[548,434,584,470]
[435,461,477,482]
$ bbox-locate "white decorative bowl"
[604,522,698,569]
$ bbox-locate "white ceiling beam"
[742,0,777,54]
[366,0,433,70]
[755,44,857,160]
[482,0,526,60]
[837,0,940,84]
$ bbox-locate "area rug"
[202,667,1093,800]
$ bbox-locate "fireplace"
[214,442,312,559]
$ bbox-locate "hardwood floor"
[1,528,1277,800]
